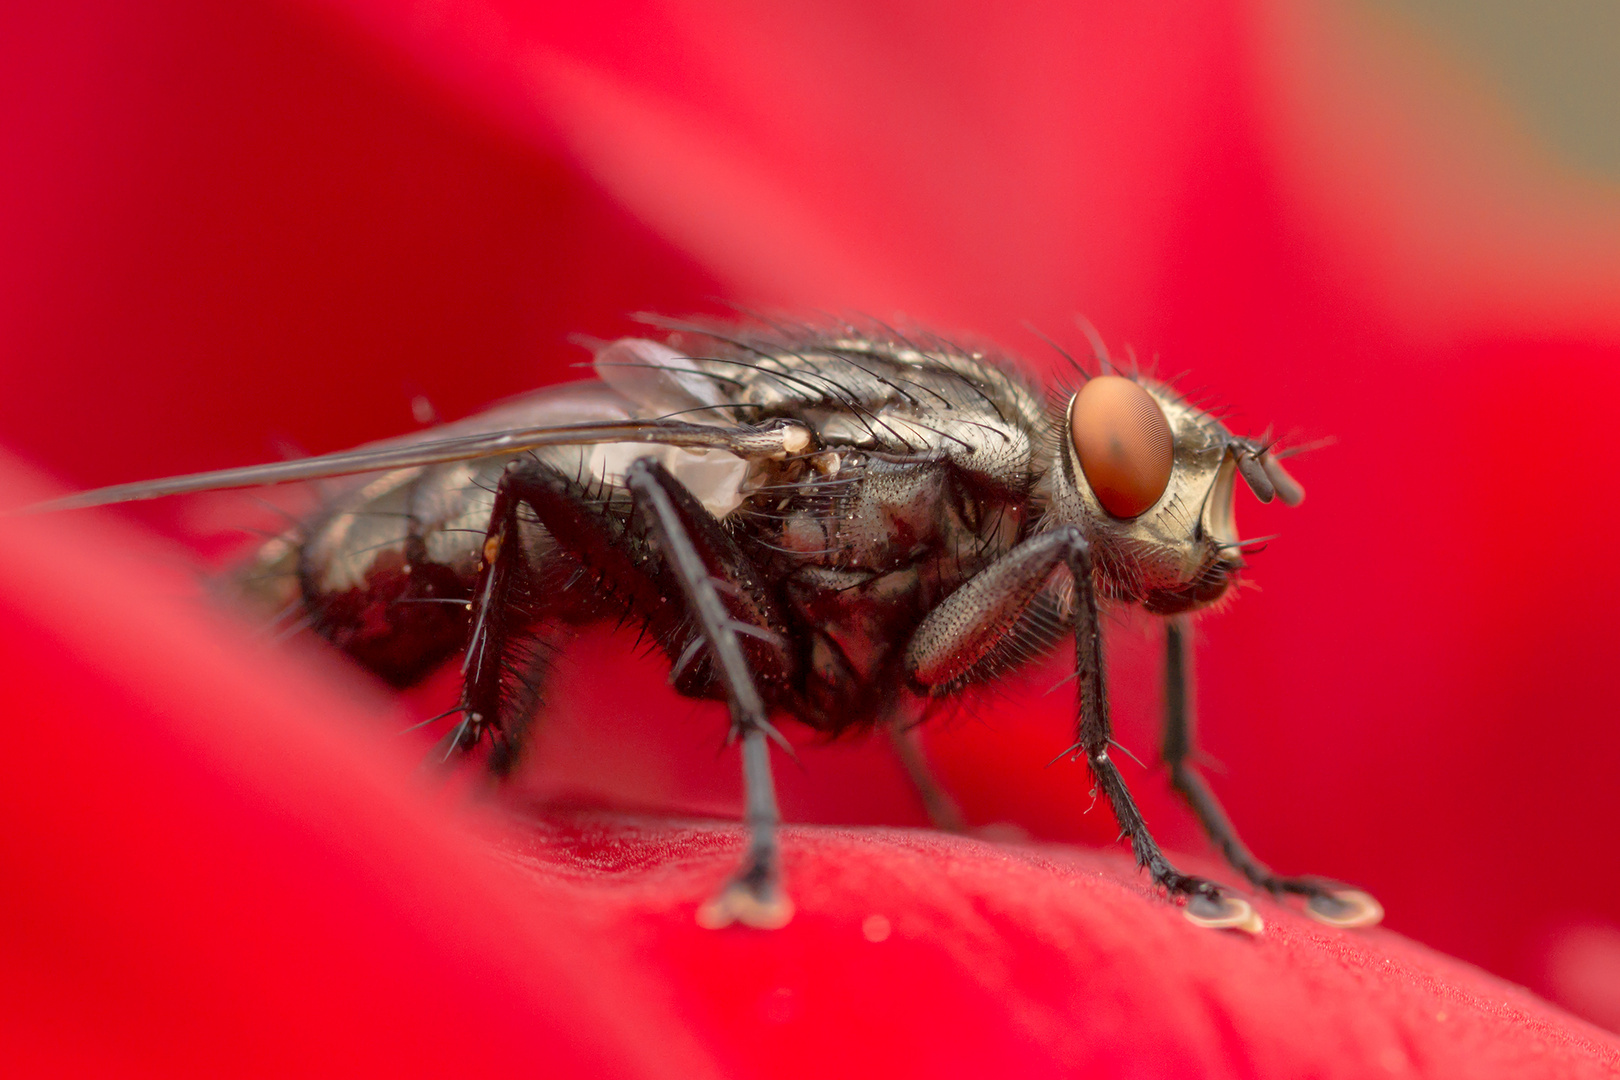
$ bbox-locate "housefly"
[40,317,1381,934]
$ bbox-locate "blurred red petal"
[0,0,721,492]
[322,0,1250,334]
[1249,1,1620,339]
[0,459,723,1078]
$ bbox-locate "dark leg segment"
[1163,616,1298,892]
[1061,533,1230,910]
[449,456,674,774]
[1163,617,1383,927]
[440,467,536,773]
[887,721,967,833]
[623,458,793,929]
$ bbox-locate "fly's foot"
[419,709,511,772]
[1182,889,1265,934]
[1160,870,1264,934]
[1258,873,1385,929]
[696,865,795,930]
[1304,887,1384,929]
[1241,871,1383,929]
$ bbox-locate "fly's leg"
[1062,534,1259,930]
[442,464,584,775]
[437,470,533,772]
[1163,617,1383,928]
[448,456,696,775]
[623,458,794,930]
[887,721,968,832]
[1161,615,1305,891]
[906,526,1260,931]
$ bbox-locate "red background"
[3,1,1620,1075]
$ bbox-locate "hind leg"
[443,454,681,773]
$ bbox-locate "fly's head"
[1045,375,1304,615]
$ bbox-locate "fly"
[37,317,1382,934]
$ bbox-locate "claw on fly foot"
[1304,888,1384,929]
[697,879,795,930]
[1183,892,1264,935]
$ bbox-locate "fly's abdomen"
[292,461,500,687]
[303,544,471,687]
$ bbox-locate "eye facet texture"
[1070,376,1175,519]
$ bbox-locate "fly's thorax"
[1043,377,1246,613]
[679,330,1047,578]
[666,328,1043,492]
[736,444,1026,588]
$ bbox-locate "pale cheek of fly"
[1069,376,1174,519]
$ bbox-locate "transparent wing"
[28,417,808,513]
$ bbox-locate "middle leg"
[623,457,795,930]
[456,455,798,928]
[886,719,967,833]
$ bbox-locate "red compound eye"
[1069,376,1174,519]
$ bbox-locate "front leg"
[906,527,1261,931]
[1164,617,1383,928]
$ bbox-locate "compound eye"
[1069,376,1174,519]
